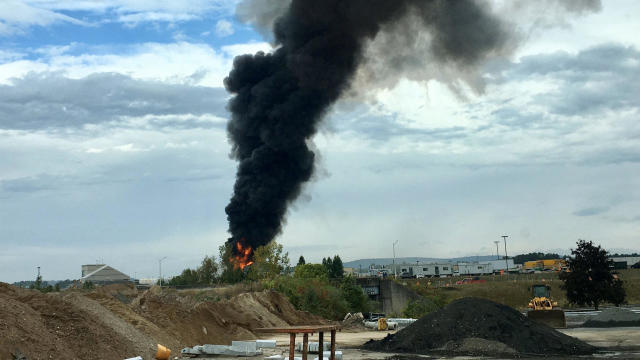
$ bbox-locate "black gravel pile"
[363,297,595,356]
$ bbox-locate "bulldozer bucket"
[527,309,566,328]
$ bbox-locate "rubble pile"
[363,297,596,356]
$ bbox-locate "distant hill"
[343,255,500,271]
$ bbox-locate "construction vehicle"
[526,284,566,328]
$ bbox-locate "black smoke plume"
[224,0,512,257]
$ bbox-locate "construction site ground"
[3,281,640,359]
[239,328,640,360]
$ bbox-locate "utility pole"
[493,241,500,260]
[37,266,40,279]
[159,256,167,287]
[502,235,509,272]
[392,240,399,279]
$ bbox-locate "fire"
[231,238,254,270]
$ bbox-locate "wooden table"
[254,325,341,360]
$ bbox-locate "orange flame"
[231,238,254,270]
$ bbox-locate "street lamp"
[158,256,167,287]
[493,241,500,260]
[502,235,509,272]
[392,240,399,278]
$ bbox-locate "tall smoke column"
[224,0,511,260]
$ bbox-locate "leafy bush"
[340,276,370,313]
[403,296,446,318]
[294,264,329,280]
[267,276,347,320]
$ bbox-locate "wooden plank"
[302,333,309,360]
[289,333,296,360]
[318,331,323,359]
[254,325,341,334]
[330,330,336,360]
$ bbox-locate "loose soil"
[363,297,596,357]
[0,282,327,360]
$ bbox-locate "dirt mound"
[0,282,141,360]
[132,289,328,346]
[1,282,329,359]
[363,297,595,356]
[583,307,640,328]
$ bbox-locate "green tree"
[297,255,306,266]
[608,276,627,306]
[168,268,199,286]
[30,275,43,290]
[197,255,219,285]
[340,276,368,312]
[247,241,290,280]
[219,243,246,284]
[322,257,332,274]
[331,255,344,278]
[560,240,626,309]
[294,263,329,279]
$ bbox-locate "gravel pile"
[583,307,640,327]
[363,297,595,357]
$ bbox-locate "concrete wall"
[356,278,422,316]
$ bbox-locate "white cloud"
[22,0,241,25]
[0,42,238,87]
[0,0,87,35]
[215,19,234,37]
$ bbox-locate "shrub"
[294,264,329,280]
[403,296,446,318]
[267,276,349,320]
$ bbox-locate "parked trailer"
[454,263,494,276]
[412,264,453,278]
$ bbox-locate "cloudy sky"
[1,0,639,282]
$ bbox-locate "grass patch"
[401,269,640,310]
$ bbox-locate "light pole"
[158,256,167,287]
[392,240,399,278]
[493,241,500,260]
[502,235,509,272]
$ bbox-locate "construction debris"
[182,339,278,357]
[363,297,596,356]
[295,341,330,353]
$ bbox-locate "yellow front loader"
[527,284,566,328]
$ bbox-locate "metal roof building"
[81,264,131,284]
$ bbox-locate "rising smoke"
[224,0,601,258]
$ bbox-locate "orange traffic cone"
[155,344,171,360]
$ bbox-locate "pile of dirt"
[0,282,141,360]
[583,307,640,327]
[0,282,329,359]
[131,288,328,346]
[363,297,596,356]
